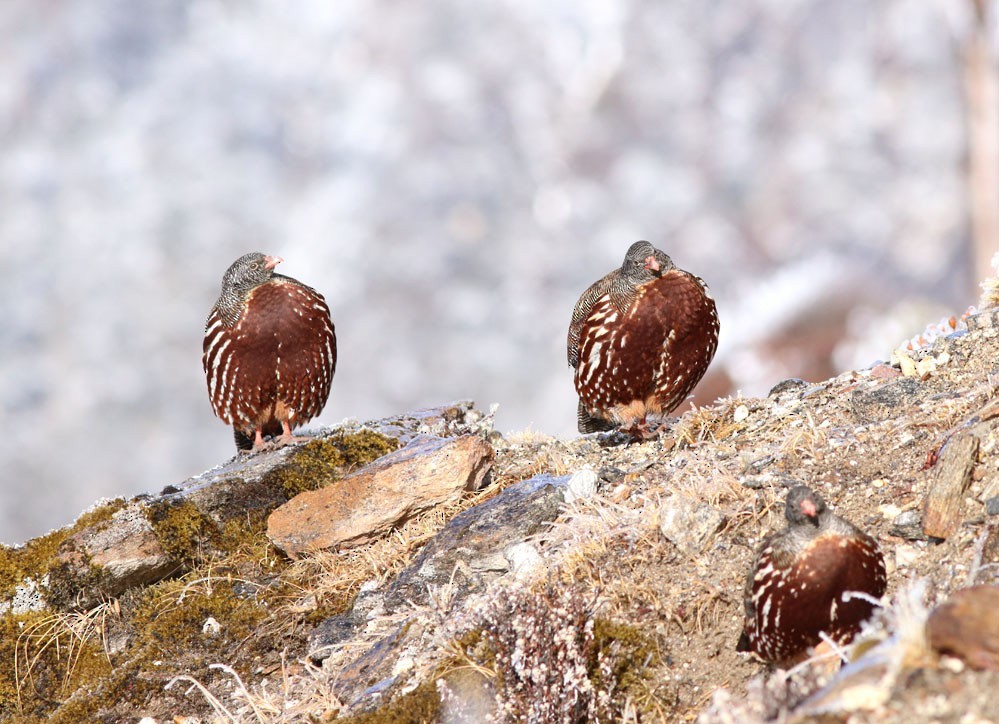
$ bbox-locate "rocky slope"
[3,311,999,722]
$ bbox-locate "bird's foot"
[270,421,312,448]
[617,419,664,443]
[242,424,312,452]
[271,433,312,448]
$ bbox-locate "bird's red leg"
[253,428,266,450]
[275,420,311,446]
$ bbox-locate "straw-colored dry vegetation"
[4,300,999,721]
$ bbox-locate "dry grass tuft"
[669,397,752,450]
[502,427,557,447]
[543,493,655,584]
[491,436,577,486]
[669,404,728,449]
[779,411,828,462]
[15,598,120,707]
[166,653,343,722]
[979,255,999,309]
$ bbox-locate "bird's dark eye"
[249,262,260,270]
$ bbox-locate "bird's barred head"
[221,252,283,295]
[785,485,827,527]
[620,241,675,286]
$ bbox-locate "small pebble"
[392,655,415,676]
[893,350,918,377]
[890,509,927,540]
[895,544,923,567]
[565,466,598,503]
[879,503,902,520]
[504,542,545,579]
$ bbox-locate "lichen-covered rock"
[49,503,176,609]
[35,423,406,610]
[658,494,727,554]
[850,377,926,424]
[307,473,569,713]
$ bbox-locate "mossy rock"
[43,559,119,612]
[266,430,399,499]
[145,499,223,567]
[0,499,126,603]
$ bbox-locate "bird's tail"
[577,399,615,433]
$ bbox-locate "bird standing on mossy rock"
[203,252,337,451]
[567,240,719,438]
[738,486,887,667]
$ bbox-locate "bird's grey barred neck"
[213,252,279,328]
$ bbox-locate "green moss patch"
[339,678,441,724]
[0,609,114,720]
[589,616,661,708]
[145,499,223,567]
[131,578,270,668]
[43,575,275,720]
[266,430,399,499]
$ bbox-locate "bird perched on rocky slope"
[738,485,887,666]
[567,240,719,437]
[203,252,337,451]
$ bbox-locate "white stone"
[564,466,598,503]
[392,654,415,676]
[504,542,545,580]
[895,544,923,567]
[878,503,902,520]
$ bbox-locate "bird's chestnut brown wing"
[268,279,337,423]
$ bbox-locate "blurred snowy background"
[1,0,996,544]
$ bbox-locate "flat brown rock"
[927,585,999,670]
[267,434,494,557]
